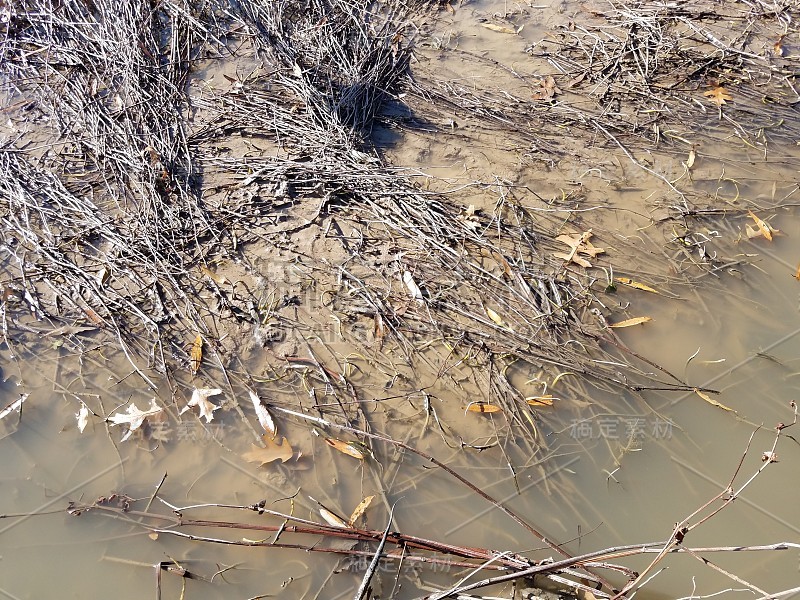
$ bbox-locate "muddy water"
[2,1,800,599]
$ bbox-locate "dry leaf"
[526,395,555,406]
[774,36,786,57]
[199,265,228,286]
[746,210,777,241]
[248,389,276,437]
[466,402,503,414]
[608,316,652,328]
[242,434,294,465]
[794,262,800,281]
[107,398,163,441]
[485,306,505,327]
[180,388,222,423]
[402,271,424,305]
[532,75,562,101]
[480,22,517,34]
[319,507,348,528]
[190,334,203,374]
[148,533,159,541]
[348,495,375,527]
[325,437,365,460]
[704,86,733,107]
[616,277,659,294]
[76,402,90,433]
[694,388,736,413]
[686,149,696,169]
[554,230,604,268]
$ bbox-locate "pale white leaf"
[181,388,222,423]
[248,389,276,437]
[107,398,163,434]
[76,402,89,433]
[402,271,424,304]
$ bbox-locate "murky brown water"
[2,1,800,599]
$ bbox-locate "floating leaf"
[190,334,203,374]
[608,316,652,328]
[615,277,658,294]
[704,86,733,107]
[348,495,375,527]
[325,437,365,460]
[242,434,294,465]
[694,388,736,413]
[76,402,90,433]
[466,402,503,414]
[480,22,517,34]
[794,262,800,281]
[526,395,555,407]
[402,271,424,305]
[248,389,276,437]
[180,388,222,423]
[107,398,163,441]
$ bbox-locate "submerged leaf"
[76,402,90,433]
[608,316,652,328]
[190,334,203,374]
[248,389,276,437]
[704,86,733,107]
[694,388,736,413]
[181,388,222,423]
[107,398,163,441]
[348,495,375,527]
[746,210,778,241]
[480,22,517,34]
[615,277,659,294]
[242,434,294,465]
[325,437,365,460]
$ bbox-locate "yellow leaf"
[325,437,365,460]
[704,86,733,107]
[242,435,294,465]
[615,277,658,294]
[190,334,203,374]
[526,395,555,407]
[148,533,159,541]
[747,210,776,241]
[608,316,652,328]
[486,306,505,327]
[794,263,800,281]
[348,495,375,527]
[466,402,503,414]
[694,388,736,413]
[480,22,517,34]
